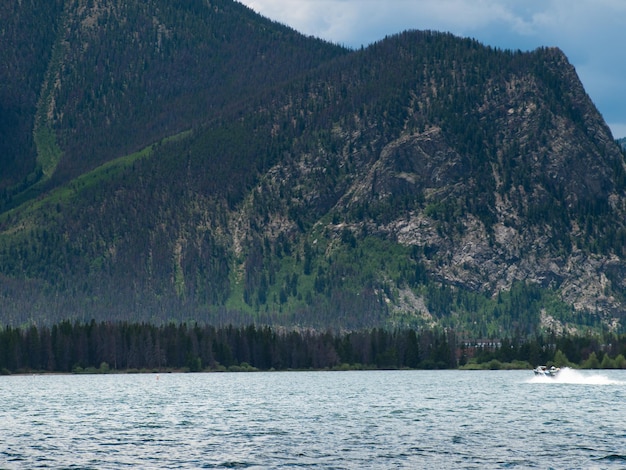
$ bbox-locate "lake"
[1,369,625,468]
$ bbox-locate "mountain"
[1,0,346,195]
[1,0,626,336]
[618,137,626,152]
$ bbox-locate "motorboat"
[533,365,560,377]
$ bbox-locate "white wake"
[528,367,624,385]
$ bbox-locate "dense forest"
[2,0,626,335]
[1,321,625,375]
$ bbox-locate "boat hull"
[533,366,560,377]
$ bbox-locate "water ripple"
[1,370,625,468]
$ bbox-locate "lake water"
[1,369,625,469]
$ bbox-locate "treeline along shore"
[1,321,625,374]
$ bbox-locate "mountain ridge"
[1,1,626,335]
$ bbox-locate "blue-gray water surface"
[1,369,625,469]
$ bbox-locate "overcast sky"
[238,0,626,139]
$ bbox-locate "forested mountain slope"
[0,0,346,196]
[0,0,65,189]
[1,1,626,336]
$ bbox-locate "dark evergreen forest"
[1,321,624,375]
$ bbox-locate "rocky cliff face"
[230,41,626,331]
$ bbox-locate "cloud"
[242,0,540,46]
[239,0,626,137]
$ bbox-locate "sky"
[237,0,626,139]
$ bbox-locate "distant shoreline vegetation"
[1,321,625,375]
